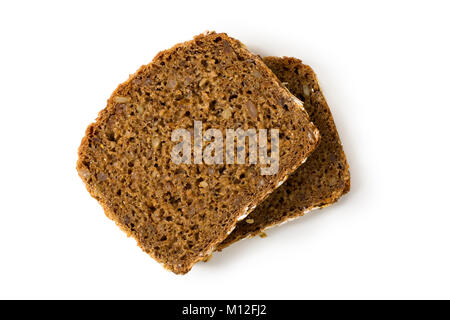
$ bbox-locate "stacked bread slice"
[77,32,349,274]
[217,56,350,250]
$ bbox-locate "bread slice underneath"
[77,34,320,274]
[217,57,350,250]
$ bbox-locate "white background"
[1,0,449,300]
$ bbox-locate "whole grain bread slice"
[217,57,350,250]
[77,33,319,274]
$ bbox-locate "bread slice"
[217,57,350,250]
[77,33,320,274]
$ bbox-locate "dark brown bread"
[217,57,350,250]
[77,33,320,274]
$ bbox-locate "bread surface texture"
[77,33,319,274]
[217,56,350,250]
